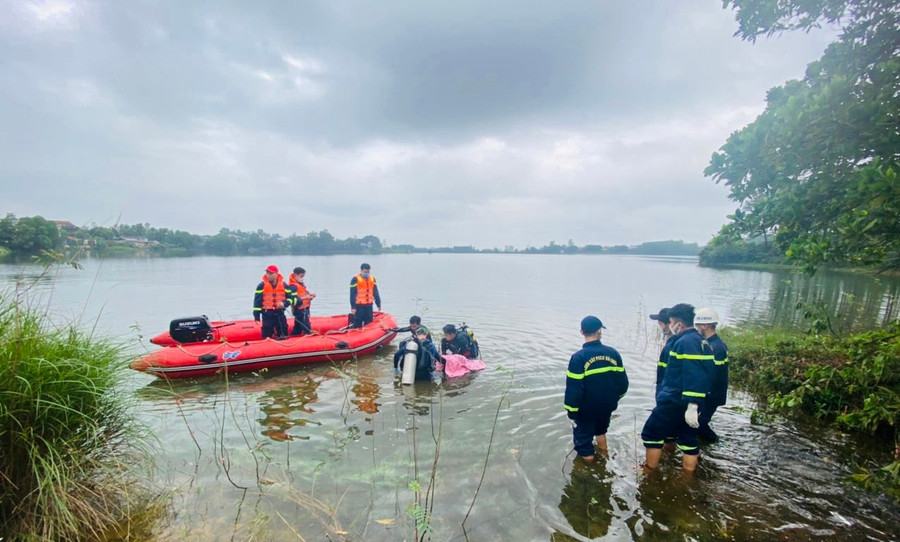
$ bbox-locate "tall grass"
[0,292,159,540]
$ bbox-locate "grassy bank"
[0,293,161,540]
[722,323,900,497]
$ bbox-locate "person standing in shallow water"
[563,316,629,462]
[640,303,714,472]
[694,307,728,442]
[649,307,677,399]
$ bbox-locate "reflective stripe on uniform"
[584,366,625,377]
[670,352,716,361]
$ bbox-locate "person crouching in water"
[393,316,433,372]
[394,328,441,381]
[441,324,476,358]
[564,316,629,462]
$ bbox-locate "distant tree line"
[387,239,700,255]
[0,214,701,258]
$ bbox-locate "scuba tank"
[401,340,418,385]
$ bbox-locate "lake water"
[2,254,899,541]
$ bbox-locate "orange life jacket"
[261,274,287,310]
[290,276,311,310]
[354,274,376,305]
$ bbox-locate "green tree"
[11,216,60,254]
[632,240,701,256]
[305,230,336,254]
[205,229,238,255]
[707,0,899,271]
[0,214,15,249]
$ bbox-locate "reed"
[0,292,157,540]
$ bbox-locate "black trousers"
[261,310,288,339]
[352,304,374,328]
[290,307,312,336]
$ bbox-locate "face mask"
[669,322,682,335]
[361,272,370,278]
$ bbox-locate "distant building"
[50,220,79,232]
[115,236,158,248]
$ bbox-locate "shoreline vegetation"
[0,277,161,540]
[0,213,702,259]
[723,323,900,498]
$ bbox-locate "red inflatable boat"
[150,314,361,346]
[132,312,398,379]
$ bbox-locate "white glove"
[685,403,699,428]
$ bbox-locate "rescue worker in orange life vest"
[253,265,292,340]
[288,266,316,336]
[349,263,381,328]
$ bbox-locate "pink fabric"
[439,353,486,378]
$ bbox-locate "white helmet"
[694,307,719,325]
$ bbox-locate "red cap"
[265,265,278,274]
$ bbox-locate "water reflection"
[393,379,439,416]
[351,373,381,415]
[631,469,719,540]
[391,370,480,416]
[555,460,614,540]
[256,373,323,441]
[735,269,900,331]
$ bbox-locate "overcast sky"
[0,1,838,249]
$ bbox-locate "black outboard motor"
[169,316,213,343]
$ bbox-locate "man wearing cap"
[349,263,381,328]
[649,308,677,397]
[564,316,629,462]
[641,303,715,472]
[253,265,291,340]
[694,308,729,442]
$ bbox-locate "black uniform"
[564,340,629,457]
[699,333,728,439]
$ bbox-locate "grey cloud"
[0,0,838,248]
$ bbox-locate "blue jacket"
[657,328,714,406]
[564,340,629,420]
[656,334,678,393]
[706,334,729,407]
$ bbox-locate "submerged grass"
[722,322,900,498]
[0,290,161,540]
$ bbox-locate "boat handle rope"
[172,322,394,356]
